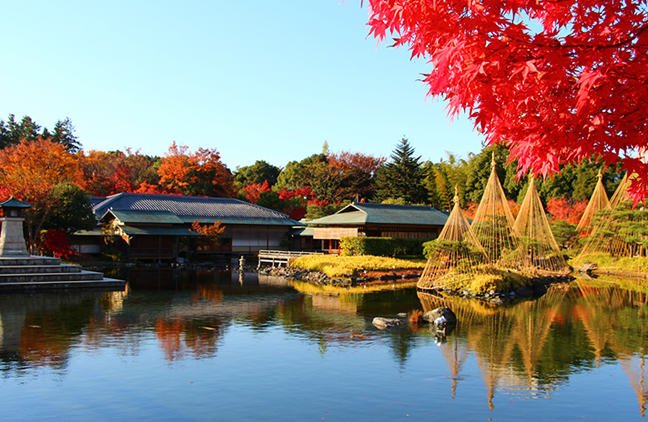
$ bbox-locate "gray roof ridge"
[93,191,299,222]
[92,192,126,212]
[352,202,435,210]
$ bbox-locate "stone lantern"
[0,196,31,257]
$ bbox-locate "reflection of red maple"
[155,319,219,361]
[365,0,648,202]
[19,321,69,367]
[155,319,186,361]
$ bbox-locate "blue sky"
[0,1,485,170]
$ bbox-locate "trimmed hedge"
[340,236,435,257]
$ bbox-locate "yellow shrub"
[290,255,425,278]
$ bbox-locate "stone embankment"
[262,265,573,305]
[435,275,573,305]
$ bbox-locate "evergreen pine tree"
[374,137,428,204]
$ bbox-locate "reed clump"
[409,309,424,325]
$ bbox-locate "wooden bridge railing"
[257,250,324,268]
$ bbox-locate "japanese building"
[301,202,449,253]
[72,193,303,261]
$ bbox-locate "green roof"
[0,196,31,209]
[306,202,448,227]
[100,210,185,225]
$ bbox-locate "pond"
[1,269,647,421]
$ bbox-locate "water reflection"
[419,281,648,415]
[0,270,647,418]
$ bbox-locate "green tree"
[0,114,82,152]
[0,114,41,147]
[50,117,82,153]
[234,160,281,189]
[549,220,578,250]
[465,145,519,203]
[275,153,327,192]
[43,183,96,233]
[374,138,427,204]
[423,152,470,210]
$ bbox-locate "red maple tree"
[241,180,271,204]
[364,0,648,202]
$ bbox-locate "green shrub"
[340,237,434,257]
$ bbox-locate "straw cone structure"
[417,189,490,291]
[471,153,518,265]
[576,169,609,233]
[500,177,570,275]
[576,173,648,263]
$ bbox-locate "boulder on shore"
[423,307,457,325]
[372,317,403,329]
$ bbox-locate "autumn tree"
[190,220,225,246]
[240,180,271,204]
[365,0,648,202]
[157,142,236,197]
[374,138,427,204]
[327,151,385,201]
[0,137,87,251]
[79,149,161,196]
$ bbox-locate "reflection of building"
[304,202,448,253]
[73,193,303,261]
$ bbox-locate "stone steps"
[0,257,62,266]
[0,278,126,291]
[0,254,126,291]
[0,264,82,275]
[0,270,105,283]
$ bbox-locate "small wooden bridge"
[257,250,324,268]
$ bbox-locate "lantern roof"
[0,196,32,209]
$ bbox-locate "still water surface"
[1,269,647,421]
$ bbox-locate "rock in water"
[372,317,403,329]
[423,307,457,325]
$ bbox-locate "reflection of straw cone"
[620,355,648,418]
[438,338,469,398]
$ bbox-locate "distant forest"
[0,113,624,254]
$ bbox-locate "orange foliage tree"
[78,149,160,196]
[0,137,85,251]
[546,197,588,225]
[190,220,225,247]
[327,151,386,201]
[158,142,236,197]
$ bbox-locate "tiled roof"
[93,193,302,227]
[306,202,448,227]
